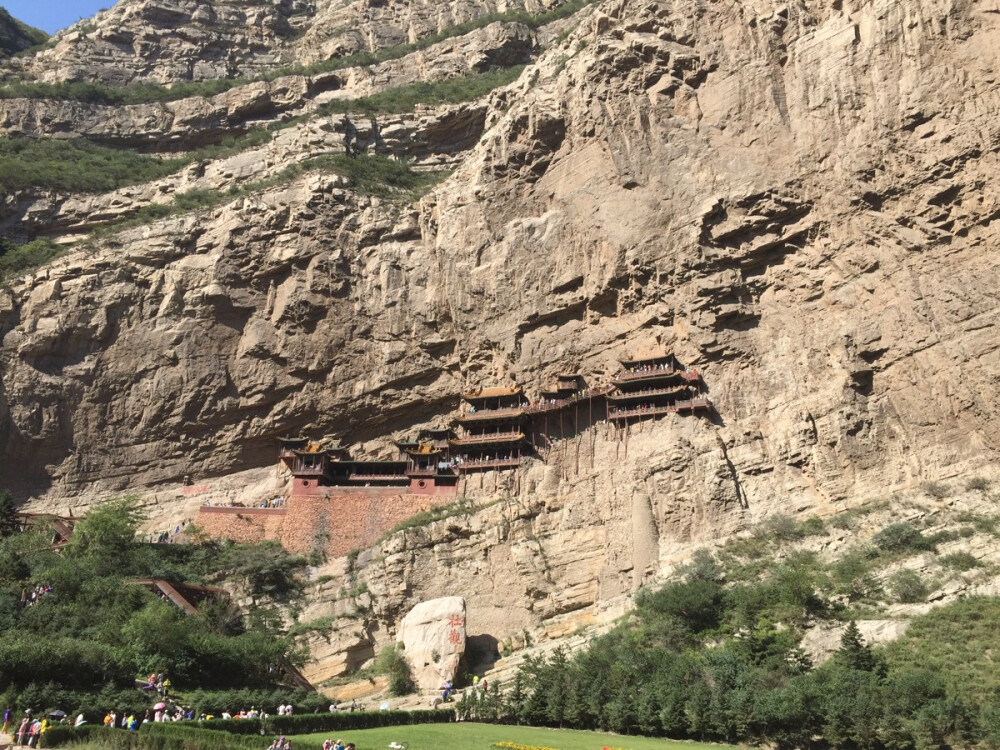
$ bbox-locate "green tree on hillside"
[837,621,877,673]
[0,490,17,538]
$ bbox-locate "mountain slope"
[0,0,999,678]
[0,8,47,58]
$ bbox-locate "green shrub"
[373,644,415,696]
[965,477,991,493]
[799,516,827,536]
[832,549,883,601]
[756,514,805,542]
[0,137,185,194]
[920,481,952,499]
[0,237,62,284]
[888,569,928,603]
[873,522,933,554]
[939,552,981,571]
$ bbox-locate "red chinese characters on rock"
[448,614,464,645]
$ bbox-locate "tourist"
[285,704,293,715]
[15,716,29,746]
[328,702,338,713]
[349,699,357,712]
[74,713,85,727]
[277,704,285,716]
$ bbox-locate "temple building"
[279,435,458,496]
[279,353,713,496]
[607,353,710,422]
[451,387,529,471]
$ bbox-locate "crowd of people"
[320,739,355,750]
[4,711,50,748]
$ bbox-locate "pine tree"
[838,620,876,672]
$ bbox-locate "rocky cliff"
[0,0,559,86]
[2,0,1000,681]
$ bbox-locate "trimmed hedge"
[43,711,453,749]
[199,709,454,736]
[44,724,269,750]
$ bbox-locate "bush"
[939,552,981,571]
[888,569,928,603]
[373,644,415,696]
[920,481,952,499]
[965,477,991,493]
[43,724,265,750]
[873,522,933,554]
[0,237,62,284]
[0,137,185,194]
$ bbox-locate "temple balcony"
[449,431,525,446]
[607,386,692,403]
[612,366,681,385]
[608,397,712,420]
[457,407,526,423]
[455,458,521,471]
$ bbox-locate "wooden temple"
[607,353,709,422]
[451,386,528,472]
[279,434,459,497]
[282,353,712,494]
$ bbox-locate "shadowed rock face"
[2,0,1000,637]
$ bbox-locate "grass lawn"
[290,722,734,750]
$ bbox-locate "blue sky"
[1,0,112,35]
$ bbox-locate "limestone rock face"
[0,0,550,86]
[397,597,466,690]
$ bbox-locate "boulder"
[397,596,466,691]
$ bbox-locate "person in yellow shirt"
[103,713,113,728]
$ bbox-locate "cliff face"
[2,0,1000,665]
[0,0,556,86]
